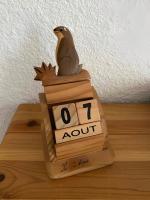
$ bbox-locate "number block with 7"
[76,99,101,124]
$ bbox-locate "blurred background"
[0,0,150,141]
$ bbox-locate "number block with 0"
[52,103,79,130]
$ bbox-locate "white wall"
[0,0,150,141]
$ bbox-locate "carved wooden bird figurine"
[53,26,82,76]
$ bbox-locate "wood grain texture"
[55,134,105,159]
[41,122,55,162]
[0,161,150,199]
[45,80,93,104]
[39,94,53,145]
[42,69,90,86]
[46,147,114,179]
[7,104,41,133]
[0,103,150,198]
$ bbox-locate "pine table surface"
[0,103,150,199]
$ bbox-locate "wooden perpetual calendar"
[34,26,114,179]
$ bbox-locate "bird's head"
[53,26,71,39]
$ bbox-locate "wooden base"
[46,144,114,179]
[41,124,114,179]
[41,120,114,179]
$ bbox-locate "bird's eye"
[60,28,63,32]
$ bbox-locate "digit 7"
[76,99,101,124]
[83,103,91,120]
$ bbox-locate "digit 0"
[61,107,71,124]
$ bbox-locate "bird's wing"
[58,56,75,74]
[58,46,79,66]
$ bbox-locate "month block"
[76,99,101,124]
[55,121,102,144]
[52,103,79,130]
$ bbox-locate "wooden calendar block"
[55,121,102,144]
[55,134,105,159]
[52,103,79,129]
[44,80,93,104]
[76,99,101,124]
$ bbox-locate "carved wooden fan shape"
[34,62,56,81]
